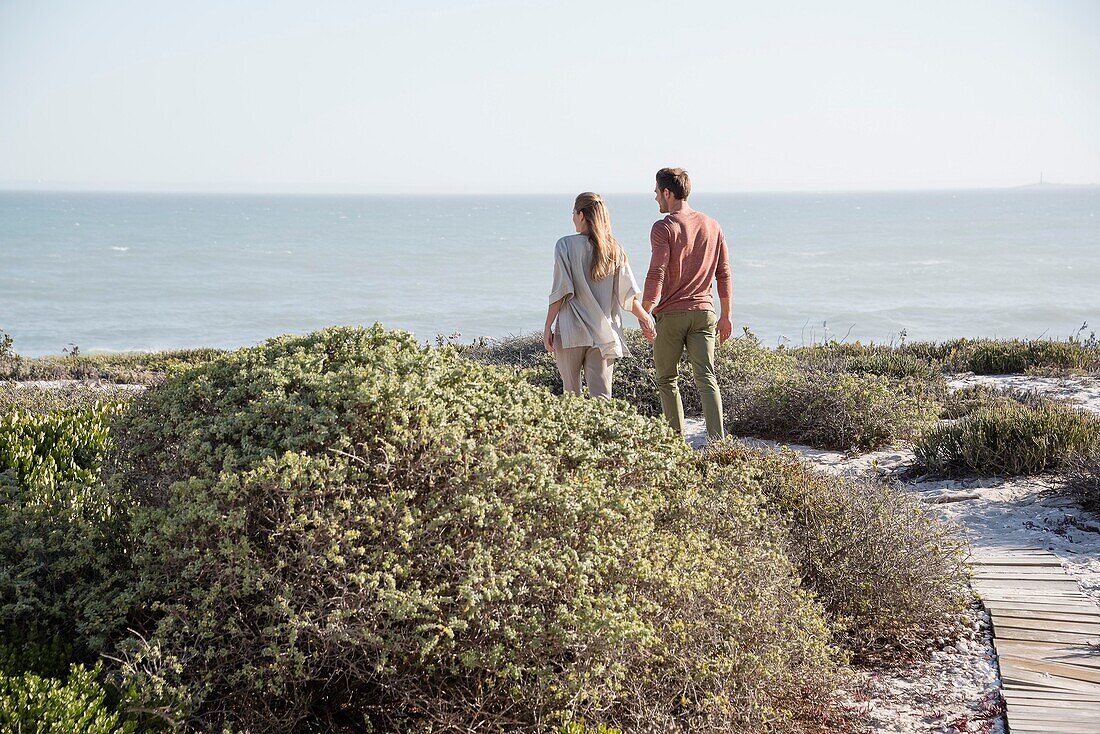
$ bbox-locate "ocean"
[1,188,1097,357]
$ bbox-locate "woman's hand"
[628,298,657,342]
[544,326,555,352]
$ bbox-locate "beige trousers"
[553,333,615,399]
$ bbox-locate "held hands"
[543,326,554,352]
[639,313,656,342]
[717,315,733,344]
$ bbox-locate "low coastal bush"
[790,343,942,383]
[791,337,1100,375]
[915,398,1100,476]
[0,347,224,384]
[941,384,1046,420]
[116,326,840,733]
[964,338,1097,374]
[0,405,133,660]
[1063,445,1100,512]
[1,382,141,416]
[698,441,970,660]
[726,367,939,452]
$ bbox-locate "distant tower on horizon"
[1040,170,1044,185]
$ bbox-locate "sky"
[1,0,1098,194]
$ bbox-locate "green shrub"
[0,405,133,660]
[727,367,939,452]
[0,632,74,680]
[966,339,1096,374]
[791,343,941,381]
[915,399,1100,476]
[790,337,1100,376]
[116,325,839,733]
[941,384,1046,420]
[0,662,138,734]
[843,350,942,382]
[1063,445,1100,512]
[0,404,116,492]
[698,441,970,660]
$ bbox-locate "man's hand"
[543,327,555,353]
[717,315,733,344]
[639,313,656,342]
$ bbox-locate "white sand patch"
[948,373,1100,414]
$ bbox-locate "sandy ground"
[686,371,1100,733]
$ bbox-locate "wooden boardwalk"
[969,547,1100,733]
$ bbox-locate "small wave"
[111,246,130,252]
[909,260,950,266]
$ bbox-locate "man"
[642,167,732,442]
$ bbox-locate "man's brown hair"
[656,167,691,200]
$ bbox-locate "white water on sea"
[1,188,1097,356]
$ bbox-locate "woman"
[544,192,656,399]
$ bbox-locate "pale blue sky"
[1,0,1097,193]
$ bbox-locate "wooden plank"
[971,561,1065,569]
[975,568,1067,577]
[1003,687,1100,702]
[978,591,1092,603]
[994,617,1100,636]
[1005,722,1100,733]
[972,557,1060,562]
[974,572,1076,582]
[976,581,1078,589]
[1000,661,1100,693]
[972,563,1064,572]
[985,600,1100,615]
[995,627,1100,645]
[989,597,1099,609]
[974,581,1081,590]
[1000,655,1100,686]
[972,565,1074,573]
[993,608,1100,625]
[1007,717,1100,730]
[976,550,1060,556]
[1003,693,1100,708]
[1008,712,1100,724]
[1007,704,1100,718]
[995,640,1100,669]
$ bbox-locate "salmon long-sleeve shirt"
[643,209,732,315]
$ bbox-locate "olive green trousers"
[653,309,725,441]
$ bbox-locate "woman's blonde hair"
[574,192,625,281]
